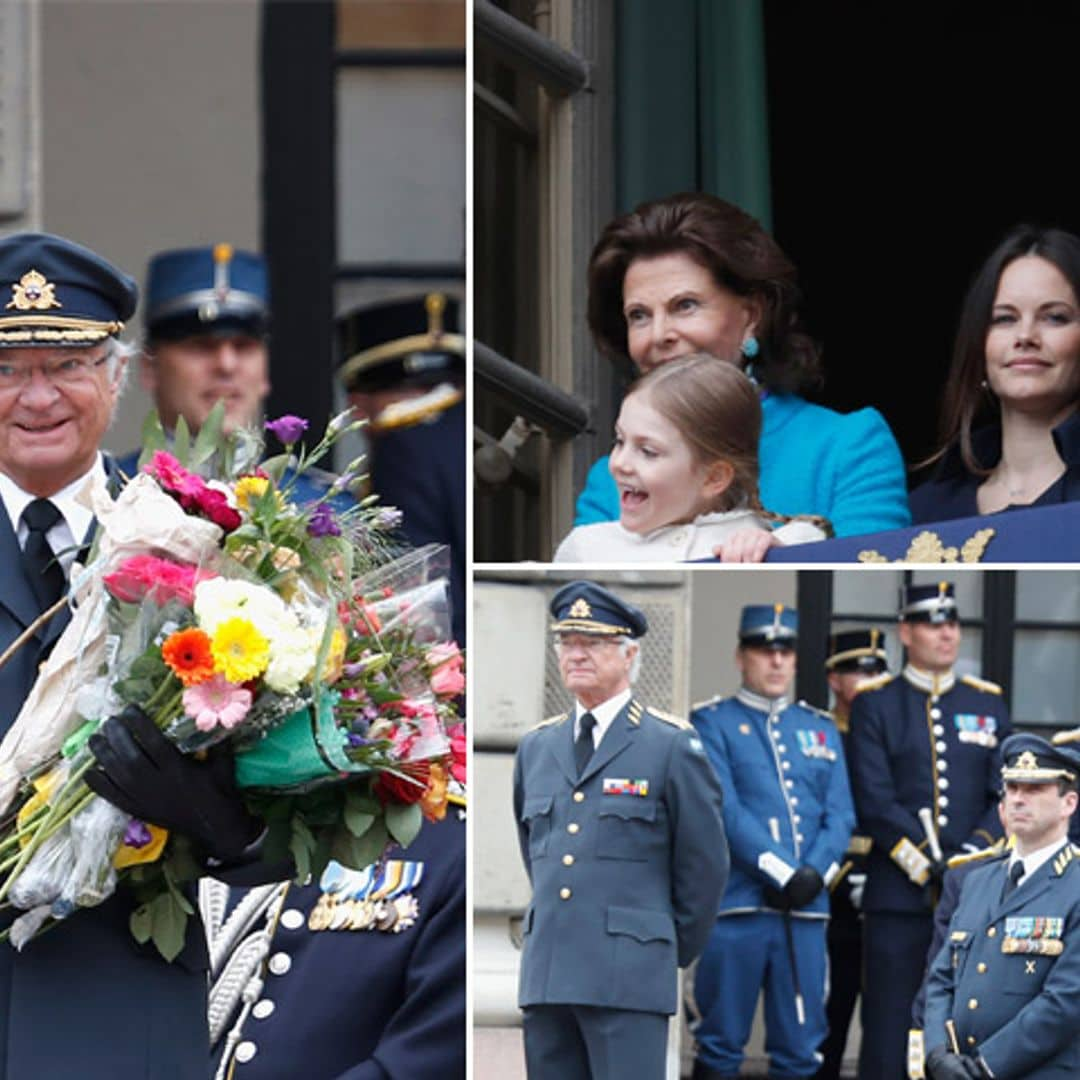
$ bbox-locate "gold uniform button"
[573,792,585,803]
[560,887,571,900]
[563,854,575,866]
[568,823,580,834]
[987,927,997,938]
[977,963,987,973]
[967,1037,976,1047]
[968,998,978,1010]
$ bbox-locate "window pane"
[1015,571,1080,623]
[1012,630,1080,729]
[832,570,902,617]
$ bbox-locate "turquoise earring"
[740,335,759,360]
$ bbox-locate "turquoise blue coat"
[574,393,911,538]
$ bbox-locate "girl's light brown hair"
[628,354,832,533]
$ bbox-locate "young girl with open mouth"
[554,355,830,562]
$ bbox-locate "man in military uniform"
[815,628,889,1080]
[513,580,729,1079]
[923,734,1080,1079]
[337,293,465,644]
[120,244,339,506]
[690,605,855,1080]
[0,232,258,1077]
[206,812,465,1079]
[848,582,1010,1079]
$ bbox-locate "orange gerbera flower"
[161,627,216,686]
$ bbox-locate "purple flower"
[378,507,404,529]
[124,820,152,849]
[265,414,310,445]
[307,502,342,538]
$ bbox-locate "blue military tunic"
[848,665,1010,1079]
[513,698,728,1016]
[690,689,855,1077]
[924,843,1080,1078]
[209,813,465,1079]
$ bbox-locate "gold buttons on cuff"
[977,963,987,974]
[968,998,978,1010]
[573,792,585,803]
[560,887,571,900]
[567,823,580,834]
[563,854,575,866]
[987,927,997,938]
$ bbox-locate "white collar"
[736,686,792,714]
[1010,836,1071,886]
[0,456,104,568]
[902,663,956,696]
[575,688,633,747]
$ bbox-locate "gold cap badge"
[7,269,62,312]
[569,597,592,619]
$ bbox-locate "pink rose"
[104,555,212,606]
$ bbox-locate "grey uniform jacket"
[513,698,729,1015]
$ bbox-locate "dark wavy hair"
[930,224,1080,474]
[587,192,822,394]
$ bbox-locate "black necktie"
[1003,859,1025,900]
[575,712,597,777]
[20,498,65,610]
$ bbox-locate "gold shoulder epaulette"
[533,712,568,730]
[1054,844,1075,876]
[960,674,1002,696]
[947,839,1006,869]
[646,705,690,729]
[1052,728,1080,746]
[691,694,723,712]
[854,673,893,696]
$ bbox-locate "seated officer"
[337,293,464,643]
[120,244,337,505]
[816,628,889,1080]
[691,605,855,1080]
[923,734,1080,1080]
[206,812,465,1079]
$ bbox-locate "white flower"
[264,623,318,693]
[194,578,289,641]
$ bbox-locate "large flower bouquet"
[0,407,465,960]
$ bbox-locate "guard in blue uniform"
[848,583,1011,1079]
[0,233,253,1078]
[337,294,465,645]
[691,605,855,1080]
[206,812,465,1079]
[118,244,344,507]
[923,734,1080,1080]
[815,628,889,1080]
[513,581,729,1079]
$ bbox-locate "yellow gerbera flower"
[234,475,271,511]
[211,617,271,683]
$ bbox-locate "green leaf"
[344,787,376,838]
[130,903,153,944]
[191,400,227,466]
[289,815,316,883]
[136,411,168,472]
[385,801,422,849]
[261,453,291,484]
[173,414,192,465]
[148,891,189,962]
[331,819,388,871]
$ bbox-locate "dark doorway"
[762,2,1080,483]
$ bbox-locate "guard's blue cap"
[739,604,798,649]
[0,232,136,347]
[900,582,958,624]
[337,292,464,393]
[1001,733,1080,785]
[826,628,888,673]
[550,581,648,638]
[145,244,269,341]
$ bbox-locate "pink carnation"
[182,674,252,732]
[428,642,464,697]
[104,555,212,606]
[191,486,242,532]
[145,451,207,502]
[449,726,467,784]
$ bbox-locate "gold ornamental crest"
[569,597,592,618]
[1015,750,1039,771]
[6,269,62,312]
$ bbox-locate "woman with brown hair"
[911,224,1080,521]
[575,192,910,537]
[555,355,827,561]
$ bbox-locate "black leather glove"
[783,865,825,908]
[928,858,949,884]
[925,1046,984,1080]
[87,705,261,861]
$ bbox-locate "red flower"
[192,486,242,532]
[161,627,216,686]
[449,726,467,784]
[374,761,431,806]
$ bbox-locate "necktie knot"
[579,712,597,738]
[22,498,61,536]
[1011,860,1025,886]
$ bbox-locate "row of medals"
[307,860,422,934]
